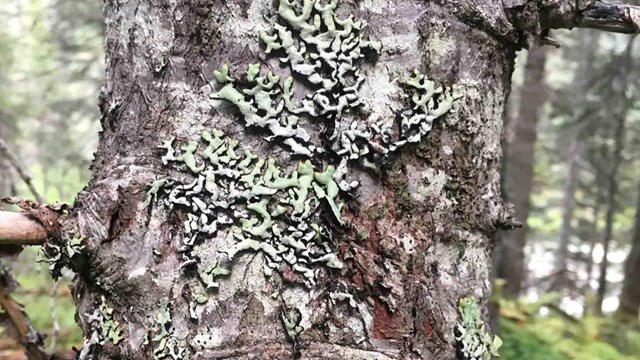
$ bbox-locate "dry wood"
[0,211,46,246]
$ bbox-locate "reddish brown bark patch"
[373,299,407,339]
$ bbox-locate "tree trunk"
[60,1,518,359]
[28,1,637,359]
[616,179,640,322]
[595,39,634,314]
[494,46,547,298]
[551,138,581,291]
[583,197,601,311]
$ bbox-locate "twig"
[49,278,61,353]
[0,211,47,246]
[0,137,43,203]
[0,263,49,360]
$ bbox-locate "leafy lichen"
[84,296,125,347]
[154,129,345,287]
[145,0,464,352]
[455,296,502,360]
[150,305,186,360]
[37,233,84,279]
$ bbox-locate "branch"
[542,0,640,34]
[0,290,49,360]
[0,137,43,203]
[0,263,49,360]
[0,211,47,246]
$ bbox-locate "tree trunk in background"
[617,179,640,322]
[595,116,624,315]
[494,47,547,298]
[584,198,601,309]
[551,138,581,291]
[595,40,633,314]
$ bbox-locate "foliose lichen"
[280,307,304,345]
[211,0,461,177]
[149,305,186,360]
[84,296,125,346]
[152,129,345,287]
[143,0,463,351]
[37,233,84,279]
[455,296,502,360]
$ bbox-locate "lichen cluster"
[138,0,464,355]
[211,0,383,165]
[37,233,84,278]
[149,305,185,360]
[85,296,124,346]
[212,0,460,186]
[455,296,502,360]
[151,129,345,287]
[374,69,461,154]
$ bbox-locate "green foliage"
[499,319,565,360]
[497,294,640,360]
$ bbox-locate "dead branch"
[542,0,640,34]
[0,211,47,246]
[0,263,49,360]
[0,137,43,203]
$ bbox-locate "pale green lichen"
[211,0,381,161]
[213,64,233,83]
[370,69,463,154]
[455,296,502,360]
[150,305,186,360]
[98,297,125,345]
[153,129,345,287]
[37,233,84,278]
[84,296,125,346]
[281,307,304,344]
[211,1,461,193]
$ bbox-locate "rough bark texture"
[494,47,547,298]
[42,0,636,359]
[617,179,640,322]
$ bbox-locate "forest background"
[0,0,639,359]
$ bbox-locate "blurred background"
[0,1,638,359]
[0,0,102,358]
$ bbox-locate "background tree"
[494,45,548,298]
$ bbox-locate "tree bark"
[494,46,547,298]
[26,1,636,359]
[617,178,640,322]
